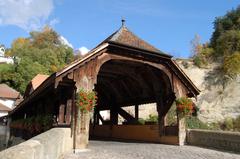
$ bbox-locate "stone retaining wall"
[0,128,73,159]
[187,129,240,152]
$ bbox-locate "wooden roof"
[24,74,49,98]
[31,74,49,90]
[102,26,168,56]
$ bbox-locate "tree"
[190,34,214,68]
[211,6,240,48]
[0,27,74,94]
[190,34,202,57]
[223,52,240,77]
[191,5,240,77]
[215,30,240,56]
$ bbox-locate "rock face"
[176,59,240,123]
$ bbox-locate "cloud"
[78,47,89,56]
[59,36,73,48]
[0,0,56,31]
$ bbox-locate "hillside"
[176,59,240,123]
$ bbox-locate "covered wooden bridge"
[9,23,200,149]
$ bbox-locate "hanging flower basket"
[76,89,97,112]
[175,97,198,116]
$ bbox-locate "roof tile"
[0,84,20,99]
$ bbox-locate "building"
[0,84,21,117]
[0,46,14,64]
[8,23,200,149]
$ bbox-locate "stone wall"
[0,128,73,159]
[187,129,240,152]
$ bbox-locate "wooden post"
[72,88,76,152]
[75,110,91,149]
[58,104,65,124]
[66,99,72,124]
[135,104,139,119]
[178,114,186,146]
[173,75,187,146]
[110,105,118,125]
[93,109,99,125]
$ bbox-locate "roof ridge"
[109,26,125,41]
[105,25,168,55]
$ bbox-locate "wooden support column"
[156,101,165,136]
[178,114,186,146]
[58,104,65,124]
[173,74,187,145]
[110,105,118,125]
[65,99,72,124]
[135,104,139,119]
[93,109,100,125]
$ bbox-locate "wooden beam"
[97,112,104,123]
[58,104,65,124]
[65,99,72,124]
[135,104,139,119]
[110,105,118,125]
[118,107,135,122]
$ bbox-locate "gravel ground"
[64,140,240,159]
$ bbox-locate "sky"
[0,0,239,58]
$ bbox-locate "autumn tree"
[0,27,74,93]
[192,5,240,77]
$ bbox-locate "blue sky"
[0,0,239,58]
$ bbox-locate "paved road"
[64,140,240,159]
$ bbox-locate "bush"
[138,118,145,125]
[185,116,209,129]
[221,117,234,131]
[215,30,240,56]
[233,116,240,131]
[223,52,240,77]
[193,56,204,67]
[192,44,214,68]
[145,114,158,123]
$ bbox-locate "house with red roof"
[0,84,21,117]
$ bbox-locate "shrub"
[221,118,234,131]
[145,114,158,123]
[233,116,240,131]
[192,44,214,68]
[223,52,240,77]
[138,118,145,125]
[193,56,203,67]
[185,116,209,129]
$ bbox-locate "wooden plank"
[135,104,139,119]
[58,104,65,124]
[65,99,72,124]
